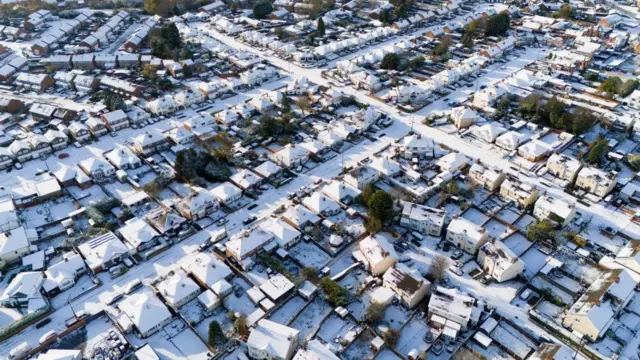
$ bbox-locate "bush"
[208,321,226,347]
[527,220,556,243]
[234,316,248,336]
[628,154,640,171]
[320,278,348,307]
[383,329,400,347]
[587,139,608,166]
[365,302,386,324]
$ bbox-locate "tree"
[104,93,125,111]
[253,0,273,19]
[433,35,451,57]
[365,217,382,234]
[234,316,248,336]
[485,12,510,37]
[182,64,193,78]
[320,278,348,306]
[587,139,608,166]
[368,190,394,223]
[362,183,375,204]
[301,267,319,283]
[281,94,291,113]
[156,78,173,91]
[527,220,556,243]
[394,4,407,18]
[468,19,479,33]
[161,23,181,49]
[380,53,400,70]
[383,329,400,347]
[258,114,280,137]
[461,31,474,48]
[208,321,226,347]
[428,255,449,282]
[408,56,425,70]
[556,4,573,19]
[296,96,312,115]
[180,48,193,60]
[599,76,622,94]
[380,9,391,24]
[619,79,639,97]
[142,64,157,80]
[210,132,234,161]
[628,154,640,171]
[317,17,325,36]
[365,302,386,324]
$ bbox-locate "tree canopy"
[253,0,273,19]
[381,53,400,70]
[485,12,510,37]
[367,190,394,223]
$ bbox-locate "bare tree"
[296,96,312,115]
[428,255,450,282]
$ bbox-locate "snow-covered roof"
[259,273,294,301]
[359,233,398,267]
[262,219,300,248]
[0,226,30,260]
[77,232,128,271]
[225,229,275,260]
[247,319,299,360]
[302,192,341,215]
[117,218,160,249]
[210,182,242,202]
[119,291,173,336]
[180,252,232,288]
[157,269,200,307]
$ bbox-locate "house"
[262,219,301,249]
[132,130,169,156]
[177,189,219,220]
[0,199,19,232]
[180,252,233,289]
[100,76,143,97]
[400,202,446,237]
[78,156,116,182]
[0,226,31,263]
[105,145,142,170]
[446,217,488,254]
[157,269,200,308]
[499,177,538,208]
[322,180,361,205]
[44,130,68,151]
[68,122,91,143]
[428,286,478,331]
[210,182,242,205]
[117,218,162,254]
[101,110,130,132]
[225,229,275,265]
[260,273,295,302]
[86,117,109,137]
[282,204,321,230]
[15,73,54,91]
[575,166,617,197]
[398,134,435,159]
[78,232,128,274]
[274,144,309,168]
[383,264,430,309]
[436,152,470,173]
[303,192,341,217]
[344,165,379,190]
[563,269,637,342]
[174,88,205,107]
[518,140,553,162]
[0,148,11,170]
[472,123,506,143]
[468,163,505,191]
[8,140,31,163]
[359,233,398,276]
[451,107,478,129]
[253,161,283,182]
[118,291,173,338]
[27,134,52,158]
[229,169,263,191]
[495,131,525,151]
[533,195,576,227]
[292,339,340,360]
[546,154,582,183]
[0,271,44,308]
[42,252,86,295]
[36,350,82,360]
[247,319,299,360]
[147,95,178,115]
[477,240,525,282]
[146,208,186,237]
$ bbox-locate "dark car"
[36,318,52,329]
[243,216,257,225]
[247,203,258,210]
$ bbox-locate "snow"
[268,296,306,325]
[289,241,332,269]
[289,297,331,341]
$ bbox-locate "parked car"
[243,216,257,225]
[35,318,52,329]
[451,250,463,260]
